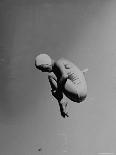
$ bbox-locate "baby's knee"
[66,92,87,103]
[76,85,87,103]
[76,93,87,103]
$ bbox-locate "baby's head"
[35,54,53,72]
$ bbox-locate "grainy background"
[0,0,116,154]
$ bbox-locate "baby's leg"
[48,73,57,92]
[63,79,87,103]
[48,73,69,118]
[48,73,63,100]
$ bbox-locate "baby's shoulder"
[57,58,73,66]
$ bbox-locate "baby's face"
[39,64,52,72]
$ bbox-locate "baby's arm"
[55,59,68,92]
[58,98,69,118]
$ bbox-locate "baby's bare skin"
[35,55,88,118]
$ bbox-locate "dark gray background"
[0,0,116,154]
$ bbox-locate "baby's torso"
[53,58,87,97]
[53,58,86,86]
[64,63,84,85]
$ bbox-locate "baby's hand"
[59,99,69,118]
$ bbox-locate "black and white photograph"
[0,0,116,155]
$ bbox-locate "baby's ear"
[65,64,71,69]
[82,68,88,75]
